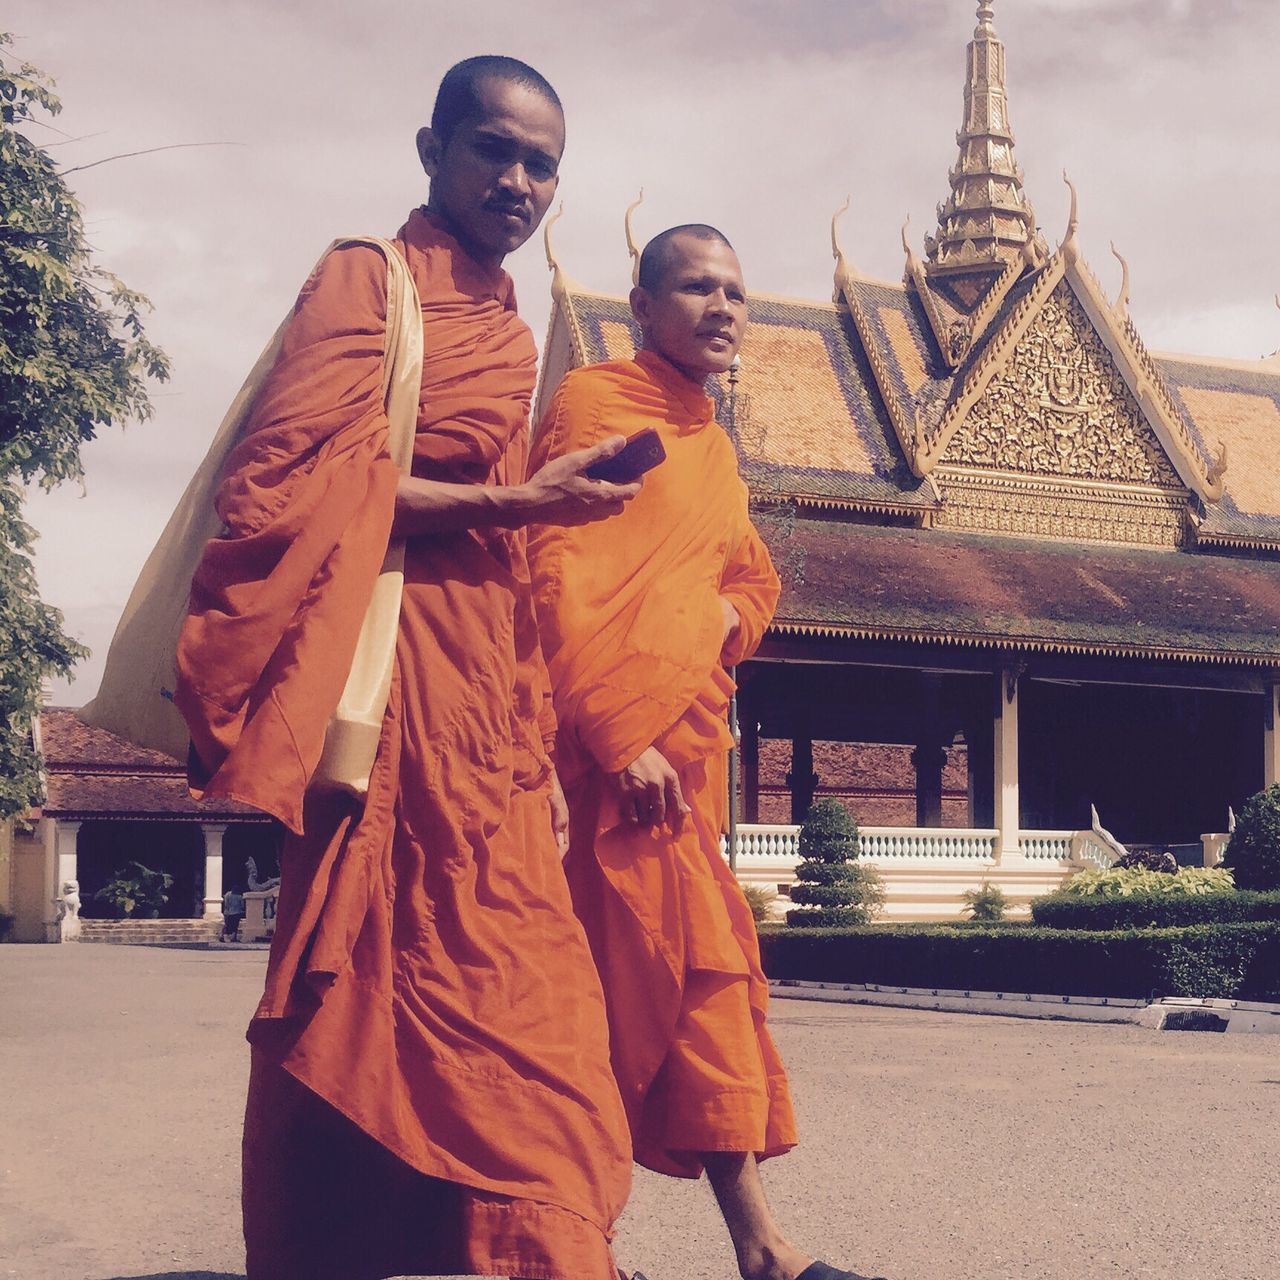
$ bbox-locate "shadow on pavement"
[103,1273,246,1279]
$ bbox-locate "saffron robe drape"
[527,349,797,1178]
[175,209,631,1280]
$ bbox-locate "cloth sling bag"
[79,236,423,798]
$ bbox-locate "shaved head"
[431,55,563,146]
[637,224,734,292]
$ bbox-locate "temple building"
[0,710,279,943]
[535,1,1280,915]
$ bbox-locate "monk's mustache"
[484,198,530,222]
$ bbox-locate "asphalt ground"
[1,945,1276,1280]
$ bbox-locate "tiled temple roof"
[38,709,267,822]
[755,513,1280,666]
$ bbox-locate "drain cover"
[1162,1009,1229,1032]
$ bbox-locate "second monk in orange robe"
[176,59,640,1280]
[529,227,880,1280]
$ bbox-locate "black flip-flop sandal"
[797,1260,889,1280]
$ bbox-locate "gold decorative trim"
[767,618,1280,669]
[935,471,1189,547]
[750,491,934,522]
[1195,531,1280,556]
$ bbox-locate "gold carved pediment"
[941,281,1182,488]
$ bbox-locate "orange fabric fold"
[528,351,795,1178]
[178,210,631,1280]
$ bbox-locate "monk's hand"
[520,436,642,527]
[612,746,690,834]
[719,594,741,650]
[549,768,570,859]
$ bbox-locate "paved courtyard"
[1,945,1275,1280]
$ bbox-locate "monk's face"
[418,77,564,269]
[630,236,747,382]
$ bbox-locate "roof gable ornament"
[624,188,645,287]
[542,201,569,300]
[830,194,853,299]
[1110,242,1132,318]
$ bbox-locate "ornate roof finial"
[1061,169,1080,261]
[543,203,563,273]
[624,188,645,286]
[543,202,567,297]
[1110,241,1131,317]
[830,195,853,299]
[926,0,1044,277]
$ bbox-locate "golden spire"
[924,0,1045,276]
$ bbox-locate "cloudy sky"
[11,0,1280,700]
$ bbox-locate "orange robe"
[527,349,796,1179]
[176,209,631,1280]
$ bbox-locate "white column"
[201,822,229,919]
[46,820,81,942]
[1264,684,1280,788]
[994,669,1021,862]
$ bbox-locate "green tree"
[0,35,168,817]
[786,798,884,928]
[1224,784,1280,892]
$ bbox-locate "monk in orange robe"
[529,226,883,1280]
[175,58,639,1280]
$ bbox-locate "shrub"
[92,861,173,919]
[1031,888,1280,931]
[740,883,777,926]
[787,800,883,927]
[1058,866,1234,898]
[759,921,1280,1001]
[1113,848,1178,874]
[962,882,1008,921]
[1224,784,1280,891]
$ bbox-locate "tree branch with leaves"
[0,33,169,817]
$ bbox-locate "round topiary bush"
[1224,784,1280,891]
[786,799,883,928]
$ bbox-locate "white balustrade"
[725,824,801,862]
[1019,831,1074,861]
[859,827,998,861]
[724,824,1003,865]
[1068,832,1117,869]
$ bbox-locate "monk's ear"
[416,126,443,179]
[629,285,651,329]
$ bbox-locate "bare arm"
[392,435,639,536]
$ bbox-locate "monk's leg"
[704,1150,812,1280]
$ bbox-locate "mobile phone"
[584,428,667,483]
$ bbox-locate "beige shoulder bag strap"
[311,237,422,796]
[80,237,422,798]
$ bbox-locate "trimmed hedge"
[1031,889,1280,931]
[758,922,1280,1001]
